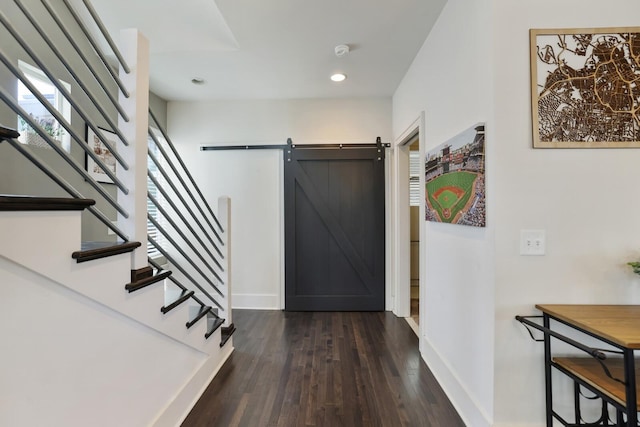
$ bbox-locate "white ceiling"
[89,0,446,101]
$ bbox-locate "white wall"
[0,256,207,427]
[0,205,233,427]
[392,0,495,426]
[492,1,640,426]
[168,98,391,309]
[396,0,640,425]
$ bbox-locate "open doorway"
[408,138,420,334]
[391,113,424,339]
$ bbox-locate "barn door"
[284,142,385,311]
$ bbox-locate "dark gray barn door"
[284,145,385,311]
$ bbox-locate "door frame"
[391,112,425,322]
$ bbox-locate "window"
[147,127,168,260]
[409,150,421,207]
[16,61,71,151]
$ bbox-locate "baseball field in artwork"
[425,123,486,227]
[426,172,477,222]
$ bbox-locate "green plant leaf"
[628,261,640,275]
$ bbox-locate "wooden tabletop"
[536,304,640,349]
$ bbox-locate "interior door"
[284,144,385,311]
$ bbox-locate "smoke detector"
[334,44,350,57]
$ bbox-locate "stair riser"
[0,211,82,275]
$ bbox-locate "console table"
[517,304,640,426]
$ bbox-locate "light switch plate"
[520,229,546,256]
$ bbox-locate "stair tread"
[125,270,172,292]
[161,289,194,314]
[220,323,236,347]
[0,125,20,140]
[73,241,141,263]
[131,266,153,282]
[205,317,225,339]
[187,305,211,329]
[0,195,95,211]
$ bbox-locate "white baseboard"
[232,293,280,310]
[420,337,492,427]
[405,317,419,336]
[152,342,234,427]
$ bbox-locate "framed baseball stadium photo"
[530,27,640,148]
[425,123,485,227]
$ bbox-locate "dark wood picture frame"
[85,126,118,184]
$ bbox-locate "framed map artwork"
[530,27,640,148]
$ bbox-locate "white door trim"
[391,113,425,320]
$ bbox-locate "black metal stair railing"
[149,109,224,238]
[0,0,131,239]
[0,0,229,335]
[146,113,228,314]
[148,257,225,329]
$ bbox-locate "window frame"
[147,127,169,262]
[16,60,71,152]
[409,150,421,207]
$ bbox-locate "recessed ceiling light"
[191,77,205,85]
[330,73,347,82]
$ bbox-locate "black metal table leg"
[544,313,553,427]
[623,348,637,426]
[574,381,582,425]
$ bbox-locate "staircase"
[0,1,235,425]
[0,194,234,426]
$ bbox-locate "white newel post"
[218,196,232,325]
[117,29,150,270]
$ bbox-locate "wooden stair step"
[0,195,95,211]
[125,270,172,293]
[186,305,211,329]
[0,125,20,140]
[205,317,225,339]
[220,323,236,347]
[131,266,153,282]
[72,241,141,263]
[161,290,194,314]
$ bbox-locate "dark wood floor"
[182,310,465,427]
